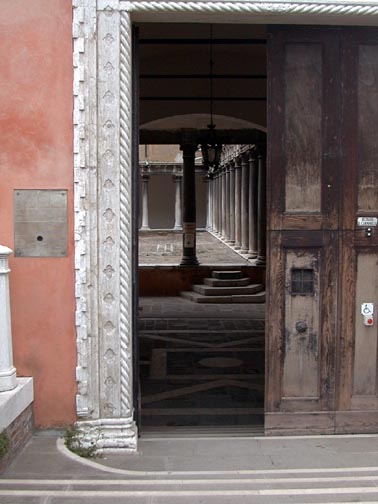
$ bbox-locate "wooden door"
[337,28,378,433]
[266,27,341,434]
[267,26,378,435]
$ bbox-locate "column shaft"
[206,178,211,230]
[234,157,242,250]
[221,167,226,239]
[140,174,150,230]
[173,174,183,231]
[212,175,218,232]
[248,150,258,258]
[180,145,199,266]
[240,154,249,254]
[225,165,231,242]
[0,246,17,392]
[229,162,235,245]
[217,171,222,236]
[256,148,267,266]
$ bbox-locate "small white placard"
[357,217,378,227]
[361,303,374,316]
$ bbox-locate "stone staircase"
[181,270,265,303]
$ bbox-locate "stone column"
[180,144,199,266]
[206,177,211,230]
[225,164,231,242]
[221,166,227,239]
[217,170,222,237]
[212,174,218,233]
[256,148,267,266]
[240,153,249,254]
[140,174,150,230]
[234,156,242,250]
[248,149,258,258]
[0,246,17,392]
[229,161,235,245]
[173,174,183,231]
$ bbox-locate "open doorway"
[136,23,267,433]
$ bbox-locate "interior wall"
[0,0,76,428]
[141,172,207,229]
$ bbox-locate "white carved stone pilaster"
[119,10,135,424]
[73,0,99,419]
[98,6,122,419]
[0,246,17,393]
[73,0,136,451]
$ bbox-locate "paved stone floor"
[2,431,378,503]
[139,297,265,429]
[139,230,251,265]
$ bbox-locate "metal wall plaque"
[357,217,378,227]
[14,190,68,257]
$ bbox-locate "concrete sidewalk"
[1,431,378,503]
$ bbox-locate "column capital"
[0,246,12,274]
[180,144,198,156]
[248,147,258,162]
[0,245,13,258]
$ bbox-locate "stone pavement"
[139,296,265,320]
[139,297,265,429]
[139,230,250,265]
[1,431,378,503]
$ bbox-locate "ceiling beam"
[140,128,267,145]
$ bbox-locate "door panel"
[267,26,378,434]
[338,29,378,418]
[267,28,340,424]
[268,27,340,233]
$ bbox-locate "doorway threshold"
[140,425,264,439]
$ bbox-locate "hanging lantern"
[201,25,222,175]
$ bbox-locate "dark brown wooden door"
[266,27,341,434]
[266,26,378,434]
[337,28,378,432]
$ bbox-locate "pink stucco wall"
[0,0,76,427]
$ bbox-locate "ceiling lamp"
[201,25,222,174]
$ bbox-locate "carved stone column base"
[180,255,199,266]
[0,367,17,393]
[75,417,137,452]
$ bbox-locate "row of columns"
[207,147,266,266]
[140,173,183,231]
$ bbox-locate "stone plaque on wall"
[14,190,68,257]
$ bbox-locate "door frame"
[72,0,378,451]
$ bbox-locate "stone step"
[181,291,265,304]
[204,277,251,287]
[212,270,243,280]
[232,291,265,303]
[181,291,232,303]
[193,284,264,296]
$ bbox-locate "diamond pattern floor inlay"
[139,308,265,428]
